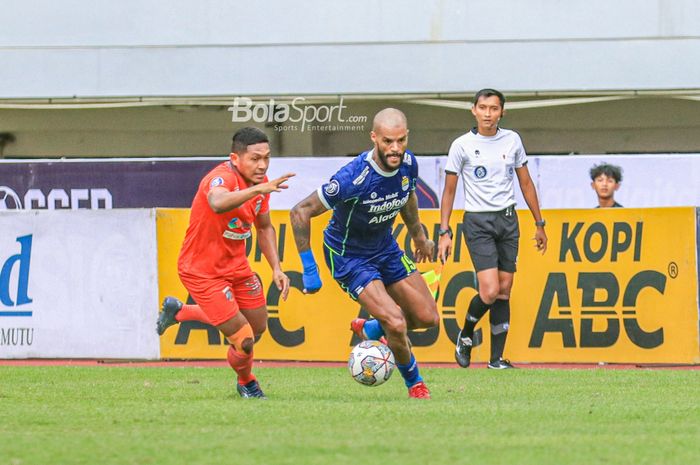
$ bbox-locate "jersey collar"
[470,127,501,138]
[366,149,399,177]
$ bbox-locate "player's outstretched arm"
[515,166,547,254]
[400,192,434,263]
[290,192,328,294]
[255,212,290,301]
[208,173,295,214]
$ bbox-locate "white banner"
[2,153,699,212]
[532,154,700,209]
[265,154,700,210]
[265,156,527,210]
[0,209,160,359]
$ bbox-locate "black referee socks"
[462,294,490,339]
[489,299,511,362]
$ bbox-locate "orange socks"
[175,304,212,324]
[226,324,256,384]
[227,345,255,384]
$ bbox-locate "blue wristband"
[300,249,317,273]
[300,249,322,292]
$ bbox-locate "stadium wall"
[156,208,700,364]
[1,207,697,363]
[2,2,699,159]
[1,0,699,97]
[0,209,159,359]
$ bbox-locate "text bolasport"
[228,97,367,132]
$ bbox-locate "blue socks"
[396,353,423,388]
[365,320,421,388]
[363,319,385,340]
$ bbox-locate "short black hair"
[590,163,623,183]
[231,127,269,154]
[473,88,506,109]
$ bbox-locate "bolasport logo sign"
[228,97,368,133]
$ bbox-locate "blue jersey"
[317,149,418,257]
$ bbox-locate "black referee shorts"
[462,205,520,273]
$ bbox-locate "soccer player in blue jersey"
[290,108,439,399]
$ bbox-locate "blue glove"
[300,249,322,293]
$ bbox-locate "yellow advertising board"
[511,207,699,364]
[157,207,699,363]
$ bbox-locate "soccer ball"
[348,340,396,387]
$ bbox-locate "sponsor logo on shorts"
[474,166,487,179]
[222,286,233,301]
[210,177,225,189]
[324,180,340,197]
[245,276,262,295]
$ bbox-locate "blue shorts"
[323,241,417,300]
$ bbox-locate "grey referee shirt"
[445,127,527,212]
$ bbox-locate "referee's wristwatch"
[438,226,453,239]
[535,219,546,227]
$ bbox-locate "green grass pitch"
[1,365,698,465]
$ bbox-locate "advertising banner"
[0,157,441,211]
[157,207,699,363]
[0,159,220,209]
[5,154,700,212]
[506,207,699,364]
[0,209,160,359]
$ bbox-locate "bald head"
[372,108,407,132]
[370,108,409,171]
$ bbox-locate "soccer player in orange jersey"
[157,127,294,398]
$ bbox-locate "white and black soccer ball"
[0,186,22,210]
[348,340,395,387]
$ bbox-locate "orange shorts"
[178,270,266,326]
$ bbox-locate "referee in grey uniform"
[438,88,547,369]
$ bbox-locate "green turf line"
[1,366,698,465]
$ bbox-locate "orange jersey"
[178,162,270,278]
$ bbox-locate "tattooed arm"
[289,191,329,293]
[290,192,328,253]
